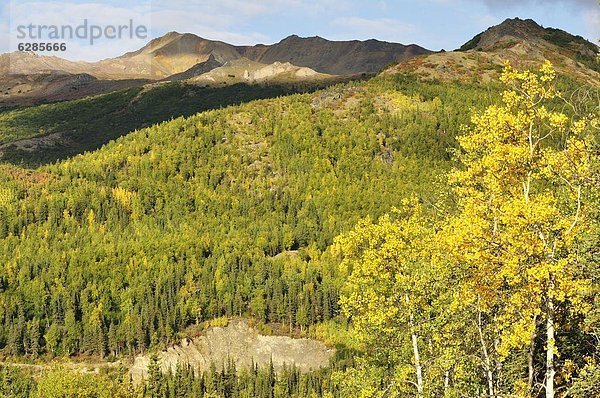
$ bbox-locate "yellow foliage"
[0,187,14,208]
[445,61,595,360]
[112,186,136,212]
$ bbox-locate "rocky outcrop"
[129,319,335,383]
[191,58,330,84]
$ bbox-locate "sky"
[0,0,598,61]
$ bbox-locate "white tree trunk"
[444,370,450,396]
[406,295,424,398]
[411,331,424,398]
[546,296,555,398]
[476,301,495,398]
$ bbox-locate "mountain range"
[0,33,430,106]
[1,18,597,108]
[4,32,429,78]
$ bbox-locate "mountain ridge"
[236,34,429,75]
[3,33,431,80]
[460,17,598,56]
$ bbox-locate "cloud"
[8,1,153,61]
[3,0,298,60]
[149,0,349,22]
[477,14,500,28]
[147,9,270,45]
[147,0,355,45]
[0,25,8,54]
[583,6,600,43]
[475,0,597,11]
[427,0,598,15]
[0,2,9,53]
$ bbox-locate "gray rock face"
[130,319,335,382]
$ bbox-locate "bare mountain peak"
[164,53,223,81]
[279,34,325,43]
[280,34,397,46]
[499,17,542,29]
[391,18,599,85]
[163,31,183,38]
[460,17,598,56]
[492,17,545,39]
[459,17,544,51]
[159,31,207,41]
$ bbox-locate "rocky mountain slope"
[1,51,160,80]
[237,34,429,75]
[387,18,599,84]
[164,54,224,81]
[0,71,149,107]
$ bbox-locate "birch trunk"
[406,295,424,398]
[546,295,555,398]
[476,300,495,398]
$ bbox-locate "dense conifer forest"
[0,74,495,357]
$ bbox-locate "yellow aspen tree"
[445,61,595,398]
[336,201,436,398]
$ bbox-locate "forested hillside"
[0,60,597,398]
[0,82,314,166]
[0,74,495,356]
